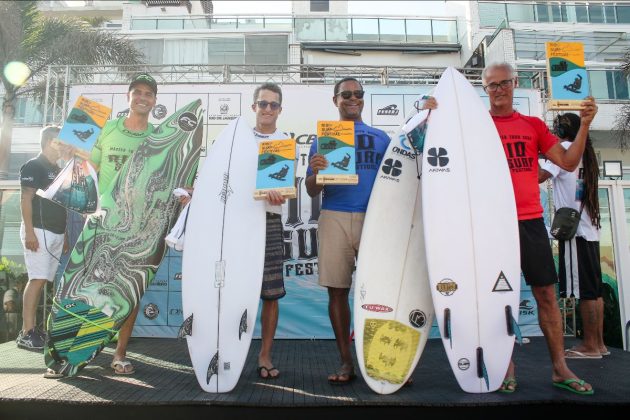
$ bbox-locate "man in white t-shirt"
[539,112,607,360]
[250,82,289,379]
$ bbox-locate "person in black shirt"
[16,125,68,350]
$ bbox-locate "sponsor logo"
[427,147,449,167]
[143,303,159,320]
[152,104,167,119]
[178,112,198,131]
[319,140,337,150]
[169,308,183,316]
[220,103,229,114]
[436,278,458,296]
[381,158,402,176]
[492,271,513,292]
[520,299,535,316]
[64,303,76,309]
[117,108,130,118]
[377,104,400,116]
[520,299,534,310]
[174,272,182,280]
[361,304,393,313]
[153,279,167,287]
[457,358,470,370]
[392,146,417,160]
[409,310,427,328]
[219,172,233,204]
[224,362,231,370]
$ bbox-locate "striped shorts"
[261,212,286,301]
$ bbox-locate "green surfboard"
[44,100,204,376]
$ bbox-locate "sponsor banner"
[70,83,543,339]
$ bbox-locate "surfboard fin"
[239,309,248,340]
[477,347,490,390]
[178,314,193,339]
[207,352,218,384]
[505,305,523,344]
[444,308,452,349]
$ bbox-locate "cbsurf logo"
[427,147,450,172]
[178,112,198,131]
[361,304,393,313]
[457,358,470,370]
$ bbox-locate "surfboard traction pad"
[363,319,420,384]
[44,99,204,376]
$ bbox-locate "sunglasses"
[336,90,365,100]
[483,79,514,93]
[256,100,281,110]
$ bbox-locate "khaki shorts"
[317,210,365,289]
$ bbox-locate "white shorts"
[20,223,64,282]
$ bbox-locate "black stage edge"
[1,337,628,420]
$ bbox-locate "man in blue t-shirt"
[306,77,390,385]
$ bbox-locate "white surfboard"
[421,67,520,393]
[181,117,266,393]
[354,109,434,395]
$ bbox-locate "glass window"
[295,18,325,41]
[379,19,405,42]
[164,39,208,64]
[604,5,616,23]
[589,71,611,99]
[264,18,292,30]
[432,20,457,43]
[310,0,329,12]
[351,18,379,41]
[575,3,589,23]
[131,19,156,30]
[588,4,604,23]
[405,19,432,43]
[479,2,507,27]
[184,18,210,29]
[207,38,244,65]
[614,71,629,100]
[12,97,44,125]
[616,5,630,23]
[244,35,288,65]
[535,3,550,22]
[212,17,237,30]
[507,3,535,22]
[132,39,164,65]
[325,18,350,41]
[551,3,567,22]
[157,19,182,30]
[238,17,264,30]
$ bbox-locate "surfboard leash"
[51,296,117,334]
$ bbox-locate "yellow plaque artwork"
[363,319,420,384]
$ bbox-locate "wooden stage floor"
[0,336,628,419]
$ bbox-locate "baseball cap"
[129,73,158,95]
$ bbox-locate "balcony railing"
[130,15,459,44]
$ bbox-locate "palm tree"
[614,48,630,151]
[0,1,145,180]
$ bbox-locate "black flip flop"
[258,366,280,380]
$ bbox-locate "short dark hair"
[334,77,362,96]
[253,82,282,105]
[40,125,61,150]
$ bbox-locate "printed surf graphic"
[56,96,112,158]
[316,120,358,185]
[254,138,296,199]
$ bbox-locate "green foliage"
[0,256,26,280]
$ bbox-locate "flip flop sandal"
[111,359,135,375]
